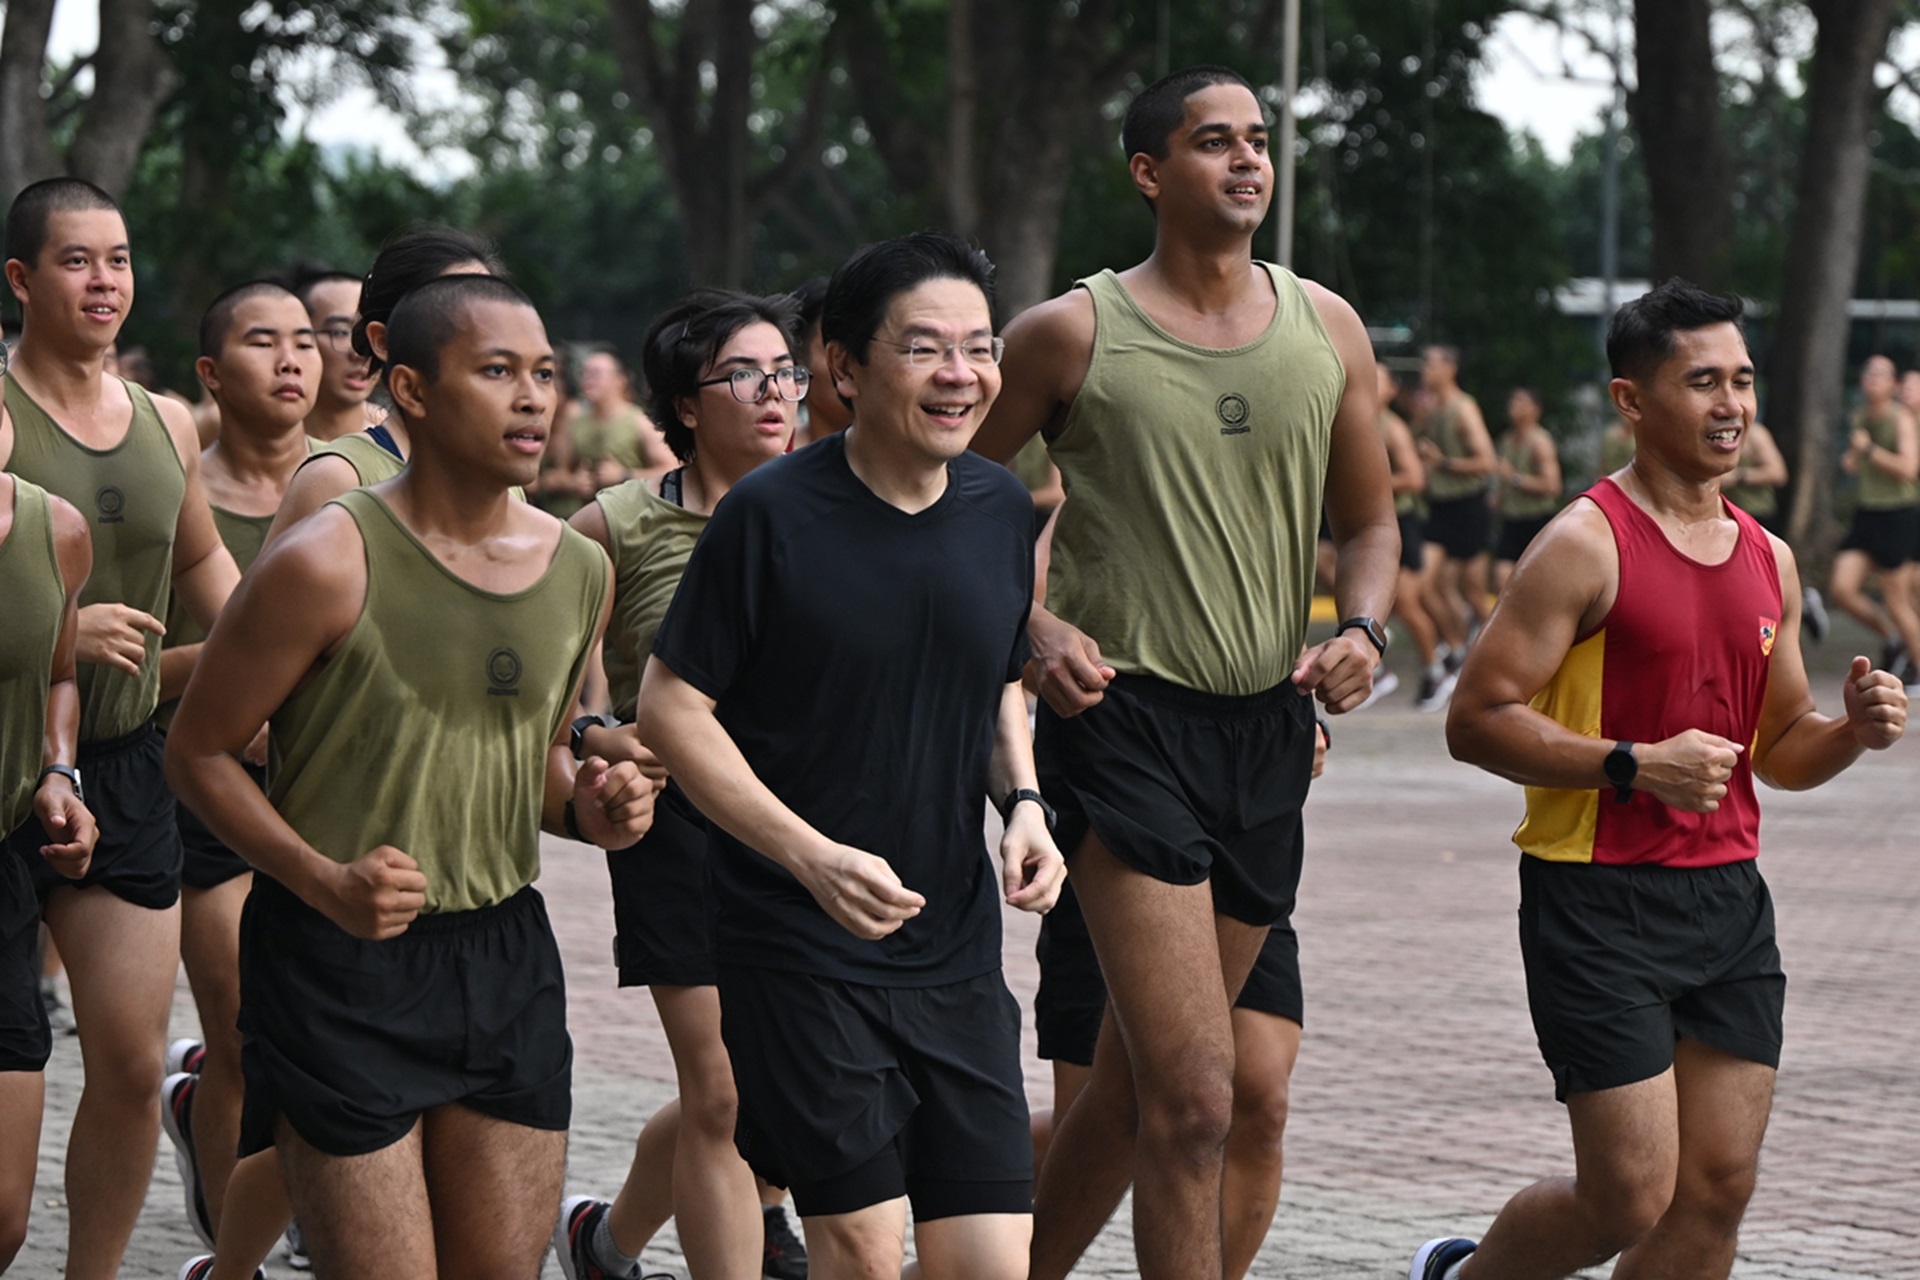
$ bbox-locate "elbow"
[1443,708,1478,764]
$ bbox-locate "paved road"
[22,636,1919,1278]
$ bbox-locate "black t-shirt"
[652,433,1034,986]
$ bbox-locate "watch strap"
[37,764,81,801]
[1336,616,1388,655]
[1606,740,1636,803]
[1001,787,1055,831]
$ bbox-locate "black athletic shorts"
[608,780,713,988]
[1519,855,1786,1103]
[1839,504,1919,570]
[1495,514,1552,564]
[1035,672,1314,926]
[175,758,263,891]
[719,964,1032,1221]
[1034,878,1303,1067]
[1424,492,1493,561]
[0,848,50,1073]
[237,875,572,1158]
[7,721,180,910]
[1397,512,1425,572]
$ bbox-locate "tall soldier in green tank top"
[0,461,98,1275]
[1378,361,1444,707]
[3,177,243,1280]
[973,67,1399,1280]
[150,282,319,1265]
[1415,345,1499,668]
[166,276,655,1280]
[1491,387,1563,595]
[1829,355,1920,686]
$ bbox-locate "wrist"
[36,763,82,802]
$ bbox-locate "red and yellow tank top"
[1514,478,1779,868]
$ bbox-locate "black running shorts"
[719,964,1032,1221]
[1519,855,1786,1102]
[607,781,713,988]
[0,847,50,1072]
[1424,493,1493,561]
[1495,514,1552,564]
[1034,879,1303,1068]
[175,757,263,891]
[1035,673,1314,926]
[1839,504,1919,571]
[237,876,572,1158]
[9,721,180,910]
[1397,512,1425,572]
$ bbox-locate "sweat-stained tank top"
[266,489,608,913]
[0,478,66,833]
[595,473,708,718]
[1514,479,1778,868]
[5,377,184,741]
[1045,265,1344,696]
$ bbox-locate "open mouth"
[921,401,974,426]
[1707,426,1741,448]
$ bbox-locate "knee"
[1674,1154,1759,1235]
[677,1072,739,1142]
[808,1217,905,1278]
[1229,1074,1289,1154]
[1576,1169,1672,1250]
[1137,1071,1235,1161]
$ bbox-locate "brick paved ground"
[21,633,1919,1278]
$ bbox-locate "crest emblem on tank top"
[1216,392,1251,436]
[96,485,126,524]
[486,646,523,697]
[1758,618,1777,657]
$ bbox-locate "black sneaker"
[763,1202,808,1278]
[1409,1236,1476,1280]
[161,1071,215,1248]
[1881,637,1907,672]
[553,1195,670,1280]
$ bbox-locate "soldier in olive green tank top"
[0,476,71,835]
[1830,356,1920,676]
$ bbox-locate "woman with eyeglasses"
[555,288,809,1280]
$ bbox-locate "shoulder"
[1005,287,1096,349]
[953,449,1031,516]
[146,385,201,464]
[47,490,93,587]
[1294,277,1365,342]
[256,501,367,594]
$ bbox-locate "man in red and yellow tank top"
[1408,281,1908,1280]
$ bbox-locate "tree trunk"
[65,0,177,197]
[1771,0,1898,552]
[947,0,978,239]
[1629,0,1735,291]
[0,0,58,210]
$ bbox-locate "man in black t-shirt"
[640,232,1065,1279]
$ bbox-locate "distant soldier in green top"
[973,65,1398,1280]
[2,176,243,1280]
[153,281,319,1258]
[290,267,378,444]
[166,275,656,1277]
[1415,344,1499,666]
[1830,354,1920,686]
[569,348,672,492]
[1377,361,1446,711]
[0,451,98,1274]
[1491,386,1563,595]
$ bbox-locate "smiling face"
[304,277,373,410]
[830,276,1001,466]
[200,293,319,434]
[394,298,557,488]
[679,320,798,468]
[1134,82,1272,234]
[1616,321,1754,481]
[7,208,133,355]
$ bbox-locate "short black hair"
[1509,385,1544,410]
[821,232,995,365]
[1607,279,1745,383]
[198,280,302,360]
[385,275,539,390]
[1120,65,1256,162]
[287,262,363,314]
[353,224,508,374]
[5,178,122,269]
[642,289,800,464]
[787,277,831,356]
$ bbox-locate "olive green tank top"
[154,505,276,730]
[1380,410,1418,517]
[1424,394,1489,501]
[1853,405,1920,510]
[595,477,708,718]
[1721,435,1777,519]
[0,478,65,833]
[572,405,647,470]
[1047,265,1343,696]
[267,490,609,913]
[4,378,184,742]
[1499,430,1560,520]
[306,430,404,487]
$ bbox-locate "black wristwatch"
[1336,616,1389,656]
[37,764,81,801]
[570,712,616,761]
[1001,787,1056,832]
[1603,740,1637,803]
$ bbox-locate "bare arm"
[263,454,364,548]
[1384,413,1426,497]
[1430,398,1500,476]
[970,290,1092,463]
[539,567,654,848]
[33,496,98,875]
[1513,432,1562,497]
[1729,423,1788,490]
[1862,408,1920,484]
[987,680,1065,913]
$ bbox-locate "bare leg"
[605,1099,678,1257]
[179,873,251,1230]
[1828,550,1893,643]
[0,1071,44,1270]
[1874,564,1920,667]
[651,985,760,1278]
[1031,1059,1093,1172]
[423,1104,567,1280]
[1223,1010,1301,1280]
[1394,566,1440,667]
[278,1117,436,1280]
[205,1150,293,1280]
[44,887,178,1280]
[914,1212,1030,1280]
[802,1197,907,1280]
[1423,549,1469,650]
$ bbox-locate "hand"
[76,603,164,675]
[1025,609,1115,718]
[1292,632,1378,714]
[793,843,925,941]
[1851,426,1872,454]
[1416,437,1441,465]
[572,756,657,848]
[317,845,427,940]
[999,804,1066,915]
[593,459,629,491]
[242,723,271,767]
[1843,655,1907,749]
[1633,729,1744,812]
[582,723,670,791]
[1312,722,1328,779]
[33,778,96,879]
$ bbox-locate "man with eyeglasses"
[637,233,1064,1280]
[972,66,1399,1280]
[291,267,377,444]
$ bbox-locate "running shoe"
[161,1071,215,1248]
[763,1202,808,1278]
[1881,637,1908,672]
[167,1037,207,1077]
[1414,669,1456,713]
[1409,1236,1477,1280]
[1801,586,1830,642]
[1900,659,1920,696]
[178,1258,266,1280]
[1355,668,1400,711]
[554,1195,672,1280]
[284,1218,311,1270]
[1443,645,1466,677]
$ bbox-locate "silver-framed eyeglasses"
[697,365,812,403]
[871,336,1005,368]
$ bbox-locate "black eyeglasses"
[317,325,356,352]
[697,366,811,403]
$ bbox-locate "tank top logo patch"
[96,485,127,524]
[486,646,523,697]
[1216,393,1251,436]
[1759,618,1777,657]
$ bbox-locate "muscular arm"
[263,454,364,547]
[33,497,97,872]
[540,567,653,848]
[970,290,1092,463]
[1384,413,1426,497]
[153,398,240,698]
[1433,398,1500,476]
